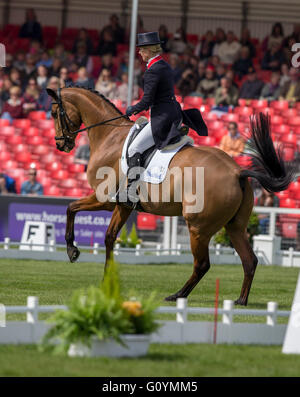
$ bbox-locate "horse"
[46,86,293,305]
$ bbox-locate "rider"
[117,31,208,209]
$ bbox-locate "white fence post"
[176,298,187,324]
[156,244,161,256]
[171,217,178,255]
[222,300,233,325]
[27,296,38,323]
[93,242,99,255]
[288,247,294,267]
[135,244,141,256]
[4,237,10,250]
[163,217,171,254]
[216,244,221,256]
[176,244,181,256]
[114,243,120,256]
[267,301,278,326]
[49,239,55,252]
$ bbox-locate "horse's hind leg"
[226,225,258,306]
[165,230,210,301]
[65,193,113,263]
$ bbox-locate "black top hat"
[136,31,162,47]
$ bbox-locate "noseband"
[51,88,129,149]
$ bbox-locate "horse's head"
[46,87,82,153]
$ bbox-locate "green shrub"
[116,223,142,248]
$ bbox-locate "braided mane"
[65,84,129,120]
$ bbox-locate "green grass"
[0,258,299,377]
[0,344,300,377]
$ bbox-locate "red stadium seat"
[270,100,289,111]
[183,96,203,108]
[196,136,216,146]
[42,128,56,139]
[212,128,227,143]
[252,99,268,109]
[137,213,157,230]
[68,163,85,173]
[28,111,46,121]
[13,143,29,153]
[23,127,39,137]
[200,104,211,113]
[6,135,23,145]
[220,113,239,123]
[0,119,10,127]
[280,133,297,147]
[37,119,54,129]
[0,151,11,162]
[233,106,253,117]
[27,136,45,146]
[206,97,215,106]
[209,120,224,130]
[272,124,290,134]
[275,190,289,201]
[12,119,31,129]
[15,151,32,164]
[45,161,62,172]
[282,147,295,161]
[50,169,69,180]
[271,115,283,125]
[288,181,300,197]
[64,188,83,197]
[234,155,252,168]
[32,145,52,156]
[42,153,59,164]
[59,179,79,189]
[288,116,300,126]
[0,126,16,137]
[280,198,296,208]
[44,186,62,196]
[259,107,274,117]
[281,222,298,239]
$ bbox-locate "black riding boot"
[117,153,142,209]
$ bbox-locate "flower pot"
[68,334,151,358]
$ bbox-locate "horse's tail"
[239,112,294,192]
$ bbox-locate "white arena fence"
[1,206,300,266]
[0,297,290,346]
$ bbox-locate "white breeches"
[128,122,155,158]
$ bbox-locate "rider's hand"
[126,106,135,116]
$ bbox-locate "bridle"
[52,87,129,148]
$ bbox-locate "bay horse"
[47,86,293,305]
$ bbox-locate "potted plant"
[116,223,142,248]
[40,260,159,357]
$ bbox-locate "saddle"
[126,117,189,169]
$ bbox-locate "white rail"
[0,297,290,345]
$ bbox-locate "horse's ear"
[46,88,58,101]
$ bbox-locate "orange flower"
[122,301,144,317]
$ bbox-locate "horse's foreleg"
[165,229,210,301]
[65,193,113,263]
[104,205,132,271]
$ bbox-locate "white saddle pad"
[121,124,194,184]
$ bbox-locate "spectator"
[97,27,117,57]
[168,30,188,55]
[74,135,90,170]
[216,31,241,65]
[212,28,226,56]
[21,168,43,196]
[0,77,13,102]
[225,69,238,89]
[116,52,129,79]
[279,67,300,105]
[215,64,226,81]
[240,27,256,59]
[194,30,215,60]
[134,58,143,88]
[95,68,117,99]
[196,61,206,84]
[1,86,24,123]
[100,53,118,77]
[261,42,285,71]
[74,67,95,90]
[73,41,93,76]
[177,68,197,98]
[194,66,219,98]
[214,77,239,109]
[210,55,221,69]
[255,188,279,234]
[260,72,281,101]
[23,54,37,86]
[13,50,26,72]
[159,25,170,53]
[49,57,63,77]
[59,67,73,88]
[4,54,13,74]
[101,14,125,45]
[262,22,284,51]
[36,65,48,89]
[23,78,40,115]
[38,76,59,118]
[9,68,22,89]
[280,63,291,87]
[239,67,264,99]
[72,28,94,56]
[283,36,297,65]
[219,122,245,158]
[169,53,182,84]
[36,50,53,69]
[19,8,42,42]
[115,72,139,103]
[0,173,16,195]
[233,46,253,79]
[283,23,300,48]
[53,43,68,65]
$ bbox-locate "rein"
[52,87,129,142]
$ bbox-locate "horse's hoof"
[234,298,247,306]
[68,247,80,263]
[164,294,178,302]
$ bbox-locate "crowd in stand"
[0,9,300,202]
